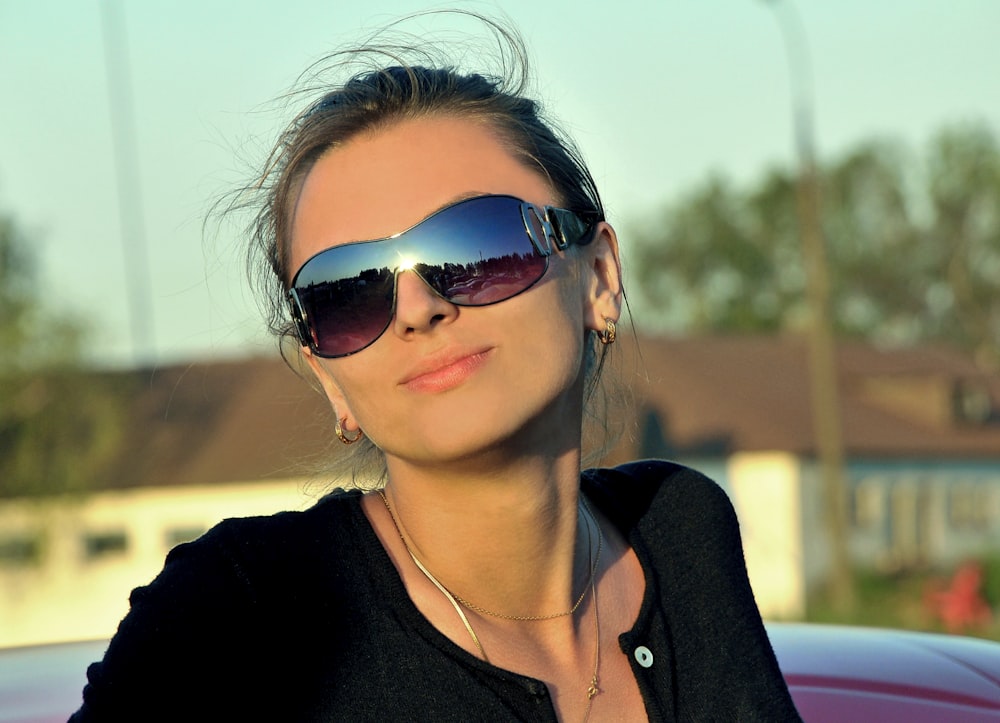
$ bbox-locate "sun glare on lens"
[397,255,417,271]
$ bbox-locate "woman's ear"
[582,221,624,331]
[303,350,357,427]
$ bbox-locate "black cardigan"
[71,460,801,721]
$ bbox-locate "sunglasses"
[287,194,600,358]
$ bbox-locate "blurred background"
[1,1,998,649]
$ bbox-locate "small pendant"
[587,679,600,700]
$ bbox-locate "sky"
[1,1,998,368]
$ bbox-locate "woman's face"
[290,113,620,467]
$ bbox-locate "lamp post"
[102,0,156,364]
[760,0,854,613]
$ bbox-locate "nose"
[391,270,458,340]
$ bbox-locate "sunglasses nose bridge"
[391,266,459,334]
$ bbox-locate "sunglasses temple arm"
[548,208,598,249]
[286,289,313,348]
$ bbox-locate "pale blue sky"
[1,1,998,366]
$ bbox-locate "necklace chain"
[447,506,602,621]
[376,488,604,718]
[580,501,602,722]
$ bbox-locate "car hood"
[768,622,1000,722]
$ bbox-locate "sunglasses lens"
[412,196,546,305]
[292,242,395,357]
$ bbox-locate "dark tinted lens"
[408,196,546,306]
[289,195,549,357]
[292,242,395,357]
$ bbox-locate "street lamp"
[759,0,854,613]
[102,0,156,364]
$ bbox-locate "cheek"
[310,352,387,426]
[546,255,589,331]
[330,365,386,420]
[520,267,589,375]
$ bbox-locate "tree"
[0,208,131,498]
[925,125,1000,366]
[630,123,1000,367]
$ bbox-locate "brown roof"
[97,336,1000,490]
[618,335,1000,460]
[100,357,337,489]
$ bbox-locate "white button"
[634,646,654,668]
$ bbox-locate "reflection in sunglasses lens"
[292,195,580,357]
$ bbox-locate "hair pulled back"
[232,13,618,483]
[248,16,602,343]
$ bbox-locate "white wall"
[727,452,806,620]
[0,481,316,648]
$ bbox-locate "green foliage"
[0,208,132,498]
[981,553,1000,609]
[926,125,1000,363]
[0,369,133,498]
[631,174,805,333]
[806,565,1000,643]
[629,123,1000,365]
[0,214,36,364]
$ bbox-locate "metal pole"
[101,0,156,364]
[760,0,854,613]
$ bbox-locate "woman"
[72,18,800,723]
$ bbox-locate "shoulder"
[72,489,370,721]
[122,486,367,630]
[153,488,372,613]
[582,459,734,534]
[587,462,801,720]
[186,487,365,566]
[584,459,743,578]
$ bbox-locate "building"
[614,336,1000,619]
[0,358,337,648]
[1,337,998,646]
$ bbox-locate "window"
[0,533,42,566]
[83,530,128,560]
[853,478,886,529]
[949,483,993,530]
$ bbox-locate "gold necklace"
[377,489,604,717]
[378,490,490,660]
[377,490,601,620]
[449,503,603,621]
[581,500,603,721]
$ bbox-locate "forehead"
[289,114,555,273]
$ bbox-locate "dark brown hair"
[230,13,621,484]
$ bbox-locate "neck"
[380,451,589,620]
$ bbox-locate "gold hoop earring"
[335,418,363,445]
[598,318,617,345]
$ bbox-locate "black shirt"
[71,460,801,721]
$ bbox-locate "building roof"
[621,335,1000,460]
[98,357,338,490]
[95,336,1000,490]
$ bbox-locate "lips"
[399,347,494,393]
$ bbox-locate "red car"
[769,623,1000,721]
[2,624,999,721]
